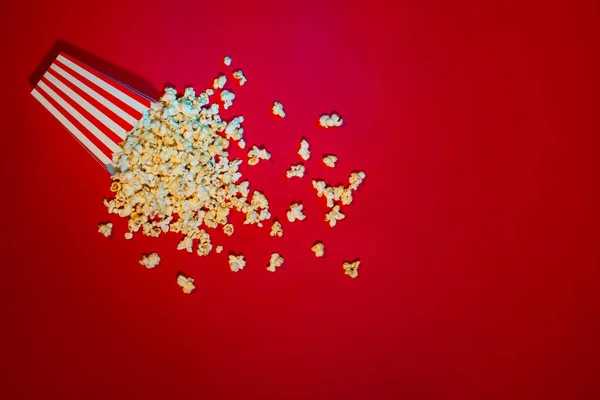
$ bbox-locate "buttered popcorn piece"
[287,203,306,222]
[216,245,224,253]
[270,220,283,237]
[311,242,325,257]
[286,164,305,178]
[272,101,286,118]
[98,222,113,237]
[267,253,284,272]
[177,236,194,252]
[247,146,271,165]
[223,223,234,236]
[343,260,360,278]
[221,90,235,109]
[229,254,246,272]
[233,70,247,85]
[177,275,196,294]
[124,232,133,240]
[319,113,343,128]
[323,155,337,168]
[298,139,310,161]
[140,252,161,269]
[224,56,232,66]
[213,75,227,89]
[349,171,367,190]
[325,205,345,227]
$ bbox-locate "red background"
[1,0,599,398]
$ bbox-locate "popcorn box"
[31,52,155,173]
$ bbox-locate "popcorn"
[267,253,284,272]
[177,236,194,252]
[216,245,224,253]
[247,146,271,165]
[340,187,353,205]
[270,220,283,237]
[197,241,212,256]
[124,232,133,240]
[139,252,160,269]
[251,191,269,209]
[177,274,196,293]
[220,90,235,109]
[223,223,234,236]
[311,242,325,257]
[323,155,337,168]
[224,56,232,66]
[298,139,310,161]
[98,222,113,237]
[229,254,246,272]
[343,260,360,278]
[312,180,326,196]
[287,203,306,222]
[238,139,246,149]
[319,113,343,128]
[286,164,305,178]
[206,88,214,96]
[272,101,285,118]
[349,171,366,190]
[325,205,345,227]
[233,70,247,85]
[213,75,227,89]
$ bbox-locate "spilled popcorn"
[287,203,306,222]
[233,70,247,85]
[267,253,284,272]
[216,245,224,253]
[286,164,305,178]
[325,205,345,227]
[343,260,360,278]
[298,139,310,161]
[213,75,227,89]
[98,222,113,237]
[229,254,246,272]
[311,242,325,257]
[247,145,271,165]
[319,113,343,128]
[272,101,285,118]
[323,155,337,168]
[177,274,196,293]
[270,220,283,237]
[140,252,160,269]
[224,56,232,66]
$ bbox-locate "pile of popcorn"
[99,55,367,294]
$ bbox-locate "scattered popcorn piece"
[206,88,214,96]
[270,220,283,237]
[238,139,246,149]
[325,205,345,227]
[272,101,285,118]
[216,245,224,254]
[223,223,234,236]
[177,236,194,252]
[311,242,325,257]
[287,203,306,222]
[98,222,113,237]
[233,70,247,85]
[224,56,232,66]
[323,155,337,168]
[319,113,343,128]
[340,187,353,205]
[343,260,360,278]
[177,274,196,294]
[221,90,235,109]
[213,75,227,89]
[349,171,367,190]
[124,232,133,240]
[298,139,310,161]
[229,254,246,272]
[247,146,271,165]
[286,164,305,178]
[139,253,160,269]
[267,253,284,272]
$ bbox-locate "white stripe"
[37,81,121,154]
[43,72,127,139]
[31,89,112,165]
[50,63,138,126]
[56,54,149,114]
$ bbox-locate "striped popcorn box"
[31,52,155,173]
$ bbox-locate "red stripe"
[38,78,117,158]
[48,69,133,136]
[54,58,144,122]
[59,52,153,109]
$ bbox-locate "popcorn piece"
[224,56,232,66]
[270,220,283,237]
[139,253,160,269]
[238,139,246,149]
[98,222,113,237]
[177,236,194,252]
[221,90,235,109]
[287,203,306,222]
[206,88,214,96]
[349,171,366,190]
[229,254,246,272]
[298,139,310,161]
[247,146,271,165]
[323,155,337,168]
[177,274,196,294]
[311,242,325,257]
[312,180,326,196]
[216,245,224,254]
[325,205,345,227]
[272,101,285,118]
[343,260,360,278]
[124,232,133,240]
[267,253,284,272]
[340,187,353,205]
[251,191,269,209]
[223,223,234,236]
[233,70,247,85]
[319,113,343,128]
[197,241,212,256]
[286,164,305,178]
[213,75,227,89]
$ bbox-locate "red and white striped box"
[31,52,155,173]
